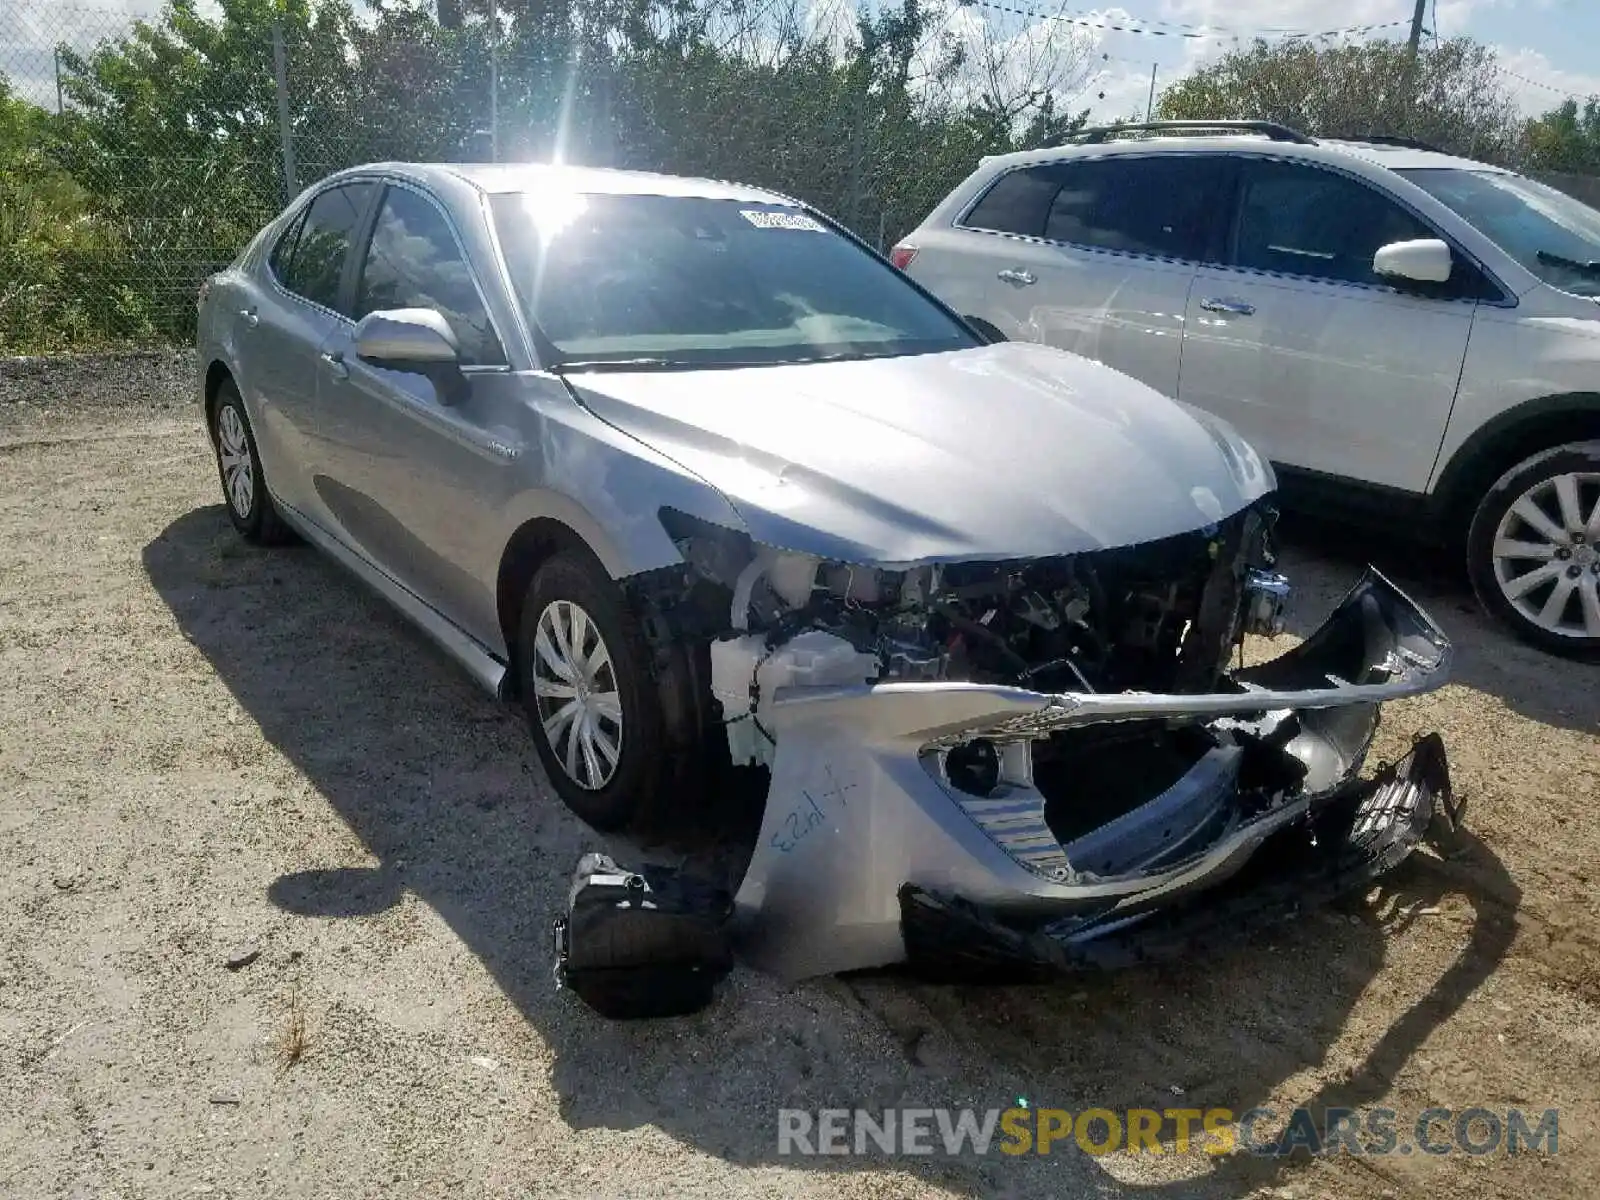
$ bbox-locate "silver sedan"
[197,163,1454,979]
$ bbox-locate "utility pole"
[53,47,64,114]
[1404,0,1428,124]
[1407,0,1427,57]
[488,0,500,162]
[271,22,298,201]
[1145,62,1157,122]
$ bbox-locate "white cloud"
[1156,0,1423,34]
[1495,46,1600,115]
[1,0,226,107]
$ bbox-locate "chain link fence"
[7,2,1600,356]
[1,0,1099,354]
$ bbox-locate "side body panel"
[1428,286,1600,492]
[1178,268,1476,491]
[951,234,1197,398]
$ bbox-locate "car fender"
[494,392,751,583]
[1430,390,1600,528]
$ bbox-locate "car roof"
[353,161,794,203]
[1319,139,1509,172]
[978,135,1508,176]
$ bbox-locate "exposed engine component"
[1242,568,1292,638]
[718,511,1278,693]
[710,630,878,768]
[635,505,1285,773]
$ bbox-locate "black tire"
[519,552,665,831]
[210,380,292,545]
[1466,441,1600,660]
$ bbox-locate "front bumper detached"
[731,569,1455,981]
[900,732,1459,977]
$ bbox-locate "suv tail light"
[889,243,918,270]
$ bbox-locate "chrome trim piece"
[273,495,509,699]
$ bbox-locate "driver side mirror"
[353,308,468,404]
[1373,238,1454,285]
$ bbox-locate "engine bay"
[629,504,1288,774]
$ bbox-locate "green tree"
[0,80,150,350]
[1525,98,1600,173]
[5,0,1094,348]
[1157,37,1525,164]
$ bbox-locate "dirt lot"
[2,358,1597,1199]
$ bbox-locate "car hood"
[562,342,1274,564]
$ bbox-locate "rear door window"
[1041,157,1226,259]
[1230,160,1433,285]
[268,210,305,281]
[279,182,376,313]
[962,157,1225,260]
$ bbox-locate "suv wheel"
[1467,442,1600,659]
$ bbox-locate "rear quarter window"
[961,168,1061,238]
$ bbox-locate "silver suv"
[897,120,1600,657]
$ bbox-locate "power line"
[1496,64,1600,102]
[963,1,1599,107]
[961,0,1414,43]
[963,0,1409,36]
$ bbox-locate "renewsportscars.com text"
[777,1106,1560,1158]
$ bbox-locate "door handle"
[997,268,1037,287]
[238,307,258,328]
[319,350,348,381]
[1199,297,1255,316]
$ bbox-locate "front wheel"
[1466,442,1600,659]
[518,552,666,830]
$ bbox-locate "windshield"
[1397,167,1600,298]
[489,191,976,368]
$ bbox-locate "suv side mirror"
[353,308,468,404]
[1374,238,1453,285]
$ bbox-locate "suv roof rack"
[1339,133,1447,153]
[1063,120,1316,147]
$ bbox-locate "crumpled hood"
[564,342,1274,564]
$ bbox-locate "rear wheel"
[211,380,291,544]
[519,552,665,830]
[1466,442,1600,659]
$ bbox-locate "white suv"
[896,120,1600,658]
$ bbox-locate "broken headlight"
[658,507,899,630]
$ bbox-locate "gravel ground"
[1,356,1597,1198]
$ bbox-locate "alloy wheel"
[217,404,255,519]
[531,598,624,790]
[1490,470,1600,639]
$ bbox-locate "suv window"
[278,182,375,312]
[962,168,1062,238]
[1231,160,1432,285]
[962,157,1224,260]
[355,186,505,366]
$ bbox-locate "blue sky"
[1070,2,1600,121]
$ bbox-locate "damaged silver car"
[198,163,1456,981]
